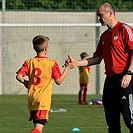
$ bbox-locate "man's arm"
[82,56,102,66]
[128,50,133,72]
[68,55,102,67]
[121,50,133,88]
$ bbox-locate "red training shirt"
[93,21,133,75]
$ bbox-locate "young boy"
[16,35,74,133]
[78,52,90,105]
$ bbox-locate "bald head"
[96,3,117,28]
[97,3,115,15]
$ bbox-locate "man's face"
[96,6,110,26]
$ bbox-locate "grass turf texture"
[0,94,129,133]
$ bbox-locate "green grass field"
[0,94,129,133]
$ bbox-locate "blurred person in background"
[78,52,90,105]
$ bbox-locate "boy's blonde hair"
[32,35,49,52]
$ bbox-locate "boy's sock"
[30,128,40,133]
[83,88,87,103]
[78,90,82,103]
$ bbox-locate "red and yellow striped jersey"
[16,56,61,111]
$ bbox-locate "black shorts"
[33,119,48,126]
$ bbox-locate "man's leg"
[102,76,121,133]
[120,78,133,133]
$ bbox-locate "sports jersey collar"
[35,56,47,58]
[109,21,120,32]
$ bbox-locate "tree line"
[0,0,133,11]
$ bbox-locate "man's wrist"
[126,70,133,75]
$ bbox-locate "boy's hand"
[63,55,77,69]
[23,79,29,89]
[68,55,74,63]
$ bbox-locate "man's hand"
[68,55,75,63]
[120,74,132,88]
[63,55,77,68]
[65,55,78,68]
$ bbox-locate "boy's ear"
[45,45,48,51]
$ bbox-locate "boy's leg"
[83,84,88,104]
[78,89,82,104]
[30,123,44,133]
[29,110,48,133]
[83,88,87,103]
[78,84,83,104]
[30,128,41,133]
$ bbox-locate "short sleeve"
[93,38,103,58]
[16,61,28,76]
[122,24,133,51]
[87,66,90,71]
[52,62,61,80]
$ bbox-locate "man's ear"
[109,10,113,17]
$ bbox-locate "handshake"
[63,55,78,69]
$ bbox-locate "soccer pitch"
[0,94,129,133]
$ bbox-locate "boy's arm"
[54,59,76,85]
[16,74,29,88]
[54,67,70,85]
[16,61,29,88]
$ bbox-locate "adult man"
[67,3,133,133]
